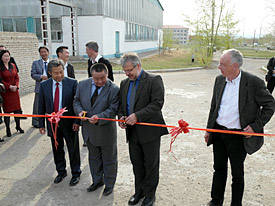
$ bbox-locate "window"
[35,17,62,41]
[15,18,27,32]
[2,19,14,32]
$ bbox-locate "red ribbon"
[167,119,190,159]
[47,107,68,150]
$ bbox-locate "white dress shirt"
[90,53,102,64]
[64,62,68,77]
[216,71,242,129]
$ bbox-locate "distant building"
[0,0,164,58]
[163,25,189,45]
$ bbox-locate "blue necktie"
[44,62,48,74]
[129,80,136,114]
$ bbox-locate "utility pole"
[252,30,256,50]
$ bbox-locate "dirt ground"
[0,58,274,206]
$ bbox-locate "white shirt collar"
[90,53,102,64]
[226,70,241,85]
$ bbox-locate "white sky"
[159,0,274,38]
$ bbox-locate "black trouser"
[267,77,275,94]
[4,109,22,130]
[128,126,160,198]
[211,124,247,206]
[50,123,81,177]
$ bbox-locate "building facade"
[0,0,163,58]
[163,25,189,45]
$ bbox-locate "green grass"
[237,48,275,58]
[72,48,203,71]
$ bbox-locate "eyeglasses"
[122,65,136,73]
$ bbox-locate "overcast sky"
[159,0,274,38]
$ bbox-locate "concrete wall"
[0,32,39,96]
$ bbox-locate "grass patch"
[237,47,275,58]
[72,48,203,71]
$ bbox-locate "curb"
[75,67,204,74]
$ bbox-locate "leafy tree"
[162,28,174,54]
[184,0,239,65]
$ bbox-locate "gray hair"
[120,52,141,67]
[48,59,64,73]
[85,41,99,52]
[223,48,243,67]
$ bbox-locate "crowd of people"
[0,44,274,206]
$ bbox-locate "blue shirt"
[91,79,104,97]
[127,69,143,115]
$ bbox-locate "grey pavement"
[0,58,274,206]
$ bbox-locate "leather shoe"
[141,196,155,206]
[205,201,223,206]
[128,193,145,205]
[103,187,113,196]
[69,176,80,186]
[54,173,67,184]
[87,181,104,192]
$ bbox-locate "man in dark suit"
[204,49,275,206]
[74,63,119,196]
[31,46,50,128]
[265,56,275,93]
[118,53,168,206]
[56,46,75,78]
[85,41,114,81]
[38,59,81,186]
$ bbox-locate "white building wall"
[41,16,160,58]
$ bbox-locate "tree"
[162,28,174,54]
[184,0,239,65]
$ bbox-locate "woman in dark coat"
[0,50,24,138]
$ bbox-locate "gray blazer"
[73,78,119,146]
[207,70,275,154]
[31,59,45,93]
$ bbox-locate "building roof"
[163,25,188,29]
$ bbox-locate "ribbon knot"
[168,119,190,158]
[48,107,68,150]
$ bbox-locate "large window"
[15,18,27,32]
[125,22,158,42]
[35,17,62,41]
[2,19,14,32]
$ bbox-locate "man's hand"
[125,113,137,126]
[79,111,87,121]
[88,115,98,124]
[118,116,127,129]
[72,123,79,131]
[243,125,254,138]
[41,75,48,80]
[39,128,46,134]
[204,132,210,143]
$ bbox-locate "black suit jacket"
[118,71,168,144]
[206,70,275,154]
[266,57,275,82]
[88,57,114,81]
[38,77,80,137]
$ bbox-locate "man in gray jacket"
[31,46,49,128]
[74,63,119,196]
[204,49,275,206]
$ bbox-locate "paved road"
[0,57,274,206]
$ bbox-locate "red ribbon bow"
[168,119,190,158]
[48,107,68,150]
